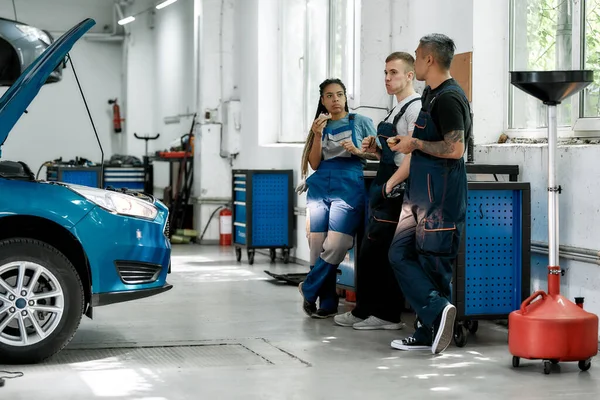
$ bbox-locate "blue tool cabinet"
[232,169,294,265]
[104,167,146,191]
[46,165,102,188]
[451,181,531,346]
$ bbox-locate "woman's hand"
[340,140,361,155]
[311,113,331,137]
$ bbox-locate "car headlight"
[69,185,158,220]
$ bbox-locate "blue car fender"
[0,180,95,227]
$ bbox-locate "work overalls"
[302,114,366,312]
[353,99,420,322]
[388,84,469,343]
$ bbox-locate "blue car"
[0,19,172,364]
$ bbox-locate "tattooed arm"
[411,129,465,160]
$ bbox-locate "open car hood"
[0,18,95,157]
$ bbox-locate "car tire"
[0,238,84,364]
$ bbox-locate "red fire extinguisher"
[219,207,233,246]
[108,98,124,133]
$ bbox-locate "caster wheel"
[543,360,552,375]
[512,356,520,368]
[453,324,467,347]
[550,359,559,365]
[248,250,255,265]
[579,359,591,372]
[235,248,242,262]
[466,320,479,334]
[282,249,290,264]
[269,248,276,263]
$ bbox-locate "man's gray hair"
[419,33,456,70]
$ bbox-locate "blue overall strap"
[348,113,357,146]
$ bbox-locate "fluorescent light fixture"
[118,16,135,25]
[156,0,178,9]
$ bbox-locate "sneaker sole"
[391,340,431,351]
[353,323,404,331]
[334,318,361,327]
[311,312,337,319]
[432,304,457,355]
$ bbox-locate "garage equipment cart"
[232,169,294,265]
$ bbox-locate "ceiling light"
[118,16,135,25]
[156,0,178,9]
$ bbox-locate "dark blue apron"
[368,98,420,222]
[408,84,469,296]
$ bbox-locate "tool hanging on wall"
[108,98,124,133]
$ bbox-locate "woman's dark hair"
[313,78,349,119]
[301,78,349,180]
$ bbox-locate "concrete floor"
[1,244,599,399]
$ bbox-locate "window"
[583,0,600,117]
[329,0,358,101]
[278,0,359,143]
[509,0,600,133]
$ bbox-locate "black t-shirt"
[422,78,471,143]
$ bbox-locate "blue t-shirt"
[321,113,377,164]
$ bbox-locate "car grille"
[115,262,162,284]
[164,218,170,237]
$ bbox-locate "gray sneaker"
[334,311,364,327]
[353,316,404,330]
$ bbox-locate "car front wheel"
[0,238,84,364]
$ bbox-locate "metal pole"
[547,104,559,267]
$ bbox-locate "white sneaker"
[334,312,364,327]
[353,316,404,330]
[431,304,457,355]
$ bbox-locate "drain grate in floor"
[31,343,270,371]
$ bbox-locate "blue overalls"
[302,114,366,312]
[388,84,469,343]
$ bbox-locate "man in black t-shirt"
[386,33,472,355]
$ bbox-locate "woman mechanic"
[297,78,377,318]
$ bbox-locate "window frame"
[277,0,359,143]
[507,0,600,138]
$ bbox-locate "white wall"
[476,145,600,311]
[124,0,196,198]
[125,0,234,240]
[0,0,122,177]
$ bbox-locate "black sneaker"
[312,308,338,319]
[431,304,457,355]
[298,282,316,317]
[391,336,431,351]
